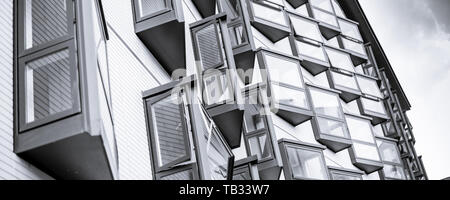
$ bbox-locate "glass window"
[244,104,266,133]
[331,71,359,90]
[377,140,401,164]
[233,167,252,180]
[342,37,366,56]
[332,0,345,18]
[195,23,224,70]
[296,40,327,61]
[312,8,338,27]
[25,49,73,123]
[206,127,233,180]
[203,72,233,105]
[286,146,328,180]
[383,164,406,180]
[24,0,69,49]
[310,0,333,12]
[151,94,188,168]
[326,48,354,72]
[361,98,386,115]
[330,170,362,180]
[346,116,375,144]
[290,16,322,42]
[317,117,349,138]
[137,0,167,18]
[353,142,381,161]
[338,19,363,41]
[271,84,309,109]
[310,88,342,119]
[265,54,303,88]
[249,134,273,160]
[252,2,287,26]
[357,76,382,98]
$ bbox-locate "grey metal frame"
[326,68,362,103]
[357,96,389,125]
[375,137,406,180]
[306,0,341,39]
[289,35,331,76]
[328,166,363,180]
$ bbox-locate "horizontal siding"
[102,0,171,180]
[0,0,52,180]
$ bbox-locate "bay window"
[357,75,383,99]
[279,139,329,180]
[339,36,368,66]
[258,50,313,125]
[328,167,363,180]
[338,18,363,42]
[290,37,330,75]
[377,139,406,180]
[358,97,389,125]
[346,114,383,173]
[247,0,291,42]
[289,13,323,43]
[309,86,352,152]
[308,0,340,39]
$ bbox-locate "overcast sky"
[359,0,450,180]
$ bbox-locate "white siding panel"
[102,0,175,179]
[0,0,52,180]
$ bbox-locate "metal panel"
[0,0,52,180]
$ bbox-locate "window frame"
[145,89,192,174]
[289,35,331,76]
[375,137,406,180]
[357,96,389,125]
[191,19,226,72]
[248,0,290,31]
[17,0,76,57]
[278,139,330,180]
[155,164,199,180]
[132,0,173,23]
[328,166,363,180]
[288,11,323,43]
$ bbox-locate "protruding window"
[247,0,291,42]
[328,167,363,180]
[377,139,406,180]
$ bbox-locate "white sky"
[359,0,450,180]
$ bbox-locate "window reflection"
[271,84,309,109]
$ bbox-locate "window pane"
[346,116,375,144]
[265,54,303,88]
[206,128,232,180]
[296,40,327,61]
[361,98,386,115]
[310,89,342,119]
[138,0,166,18]
[338,19,363,41]
[310,0,333,12]
[196,24,224,70]
[357,76,382,98]
[25,0,69,49]
[291,16,322,42]
[331,72,358,90]
[161,169,194,180]
[249,134,273,160]
[151,95,188,167]
[203,72,233,105]
[383,164,406,180]
[25,49,73,123]
[326,48,354,72]
[252,2,287,26]
[271,84,309,109]
[317,117,349,138]
[377,140,401,164]
[353,142,380,161]
[312,8,338,27]
[287,147,327,180]
[233,169,252,180]
[244,104,265,132]
[331,172,361,180]
[342,37,366,56]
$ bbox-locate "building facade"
[0,0,427,180]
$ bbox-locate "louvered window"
[134,0,170,21]
[17,0,79,132]
[194,23,225,70]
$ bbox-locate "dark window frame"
[145,89,192,174]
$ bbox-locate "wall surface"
[0,0,52,180]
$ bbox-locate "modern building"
[0,0,427,180]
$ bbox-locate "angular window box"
[307,0,341,39]
[357,96,389,125]
[246,0,291,43]
[232,155,260,180]
[327,69,361,103]
[278,139,330,180]
[286,0,308,8]
[338,36,368,66]
[190,13,245,148]
[132,0,186,76]
[328,166,364,180]
[290,36,330,75]
[376,138,406,180]
[356,74,383,99]
[308,85,352,152]
[346,114,383,173]
[143,77,235,180]
[242,84,283,180]
[257,49,313,125]
[14,0,117,179]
